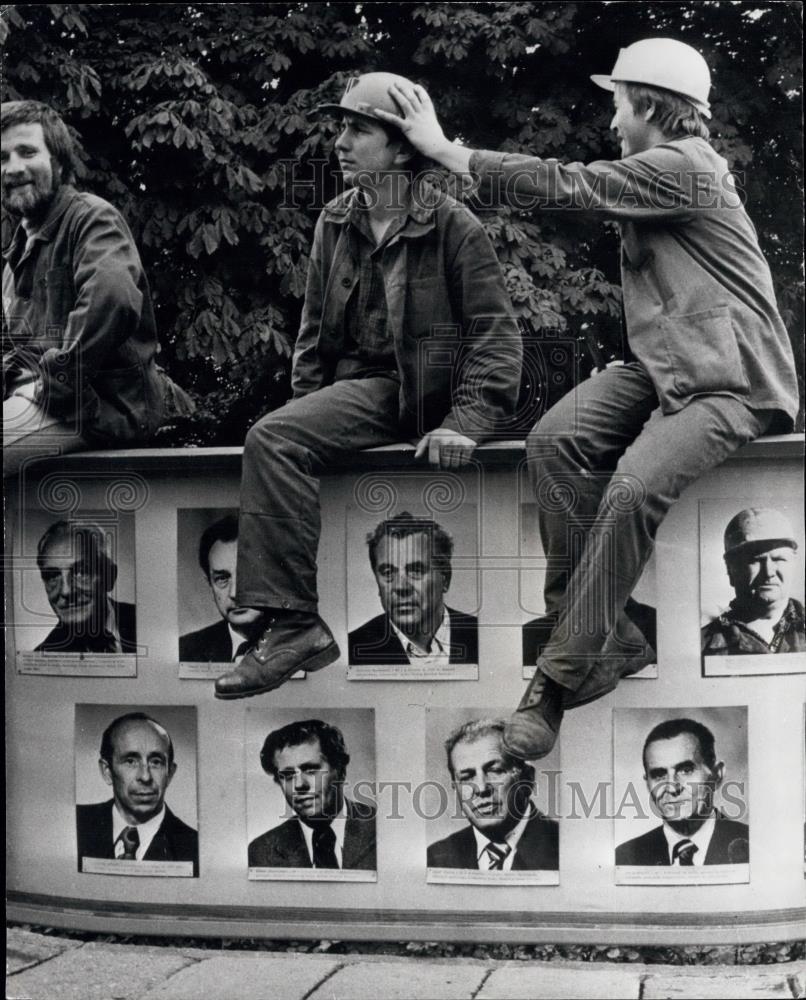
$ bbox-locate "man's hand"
[367,83,473,175]
[415,428,477,469]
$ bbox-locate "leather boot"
[214,611,340,699]
[502,668,565,759]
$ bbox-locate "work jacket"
[469,138,799,430]
[291,180,522,442]
[3,185,164,443]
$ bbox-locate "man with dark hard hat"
[215,72,520,699]
[378,40,799,756]
[702,508,804,656]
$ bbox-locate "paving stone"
[308,959,487,1000]
[6,941,194,1000]
[643,971,793,998]
[478,964,641,999]
[6,928,83,975]
[138,954,341,1000]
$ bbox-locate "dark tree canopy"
[2,2,802,442]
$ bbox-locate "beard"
[4,168,60,220]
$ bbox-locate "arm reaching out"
[371,83,474,176]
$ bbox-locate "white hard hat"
[591,38,712,118]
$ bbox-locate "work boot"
[214,611,340,699]
[502,668,565,759]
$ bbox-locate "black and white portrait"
[425,707,560,885]
[177,507,263,673]
[14,510,137,674]
[246,708,377,881]
[700,500,805,675]
[613,707,749,885]
[347,505,480,680]
[74,704,198,877]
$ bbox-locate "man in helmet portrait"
[702,507,805,656]
[377,39,799,759]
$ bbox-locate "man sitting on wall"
[2,100,168,478]
[214,72,521,699]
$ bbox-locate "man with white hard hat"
[377,39,800,755]
[214,72,521,699]
[702,508,804,655]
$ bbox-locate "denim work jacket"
[291,181,522,443]
[470,138,799,431]
[2,185,163,443]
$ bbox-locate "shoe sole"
[214,641,341,700]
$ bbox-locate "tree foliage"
[2,2,802,442]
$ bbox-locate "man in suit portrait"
[179,514,262,662]
[348,512,478,666]
[616,717,749,867]
[248,718,376,870]
[427,718,559,871]
[76,712,198,874]
[35,520,136,654]
[702,507,805,656]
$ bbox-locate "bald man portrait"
[76,712,198,875]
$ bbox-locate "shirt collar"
[661,813,716,865]
[322,176,438,228]
[112,801,167,859]
[228,623,249,660]
[390,605,451,657]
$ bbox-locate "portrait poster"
[425,706,561,885]
[699,499,805,676]
[245,708,377,882]
[13,508,138,676]
[346,493,480,681]
[74,704,199,878]
[519,502,658,679]
[613,706,749,886]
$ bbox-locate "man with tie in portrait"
[616,717,749,867]
[76,712,198,875]
[248,719,376,871]
[179,513,263,663]
[427,718,558,871]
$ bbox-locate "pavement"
[6,927,806,1000]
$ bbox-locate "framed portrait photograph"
[13,509,138,676]
[245,708,377,882]
[424,707,561,886]
[519,502,658,680]
[613,706,749,886]
[74,704,199,878]
[699,499,805,676]
[346,499,481,681]
[177,506,269,679]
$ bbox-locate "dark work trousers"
[527,361,768,699]
[237,376,402,613]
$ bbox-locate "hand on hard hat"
[374,82,473,174]
[373,83,447,158]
